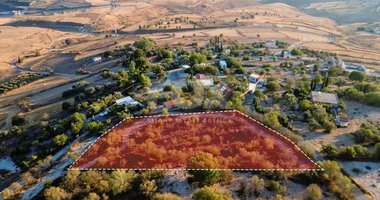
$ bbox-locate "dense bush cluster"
[339,82,380,107]
[0,73,46,94]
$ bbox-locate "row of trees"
[0,73,46,94]
[340,87,380,107]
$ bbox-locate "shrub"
[348,71,365,82]
[154,193,181,200]
[139,179,158,199]
[107,170,134,195]
[1,189,14,200]
[291,48,303,56]
[83,193,100,200]
[375,143,380,159]
[193,186,232,200]
[189,52,207,66]
[134,37,154,52]
[219,170,234,186]
[251,175,265,194]
[62,102,71,110]
[53,134,69,147]
[364,92,380,107]
[12,115,25,126]
[304,184,322,200]
[44,187,70,200]
[266,80,281,92]
[87,121,104,132]
[300,99,312,110]
[187,152,221,186]
[10,126,23,135]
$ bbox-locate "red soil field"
[70,111,320,170]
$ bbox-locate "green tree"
[266,80,281,92]
[11,115,25,126]
[140,179,158,199]
[154,193,181,200]
[189,52,207,66]
[364,92,380,107]
[83,193,100,200]
[134,37,154,52]
[264,112,281,129]
[314,74,323,84]
[140,74,152,87]
[284,93,297,107]
[62,102,71,110]
[291,48,303,56]
[193,186,232,200]
[349,71,365,82]
[162,108,169,116]
[328,66,343,77]
[70,112,86,136]
[226,97,244,111]
[225,57,242,69]
[108,170,134,195]
[1,189,14,200]
[53,134,68,146]
[375,143,380,159]
[187,152,221,186]
[251,175,265,194]
[323,120,336,133]
[87,121,104,132]
[304,184,322,200]
[322,144,338,159]
[63,170,80,191]
[10,126,23,135]
[44,187,70,200]
[320,161,354,199]
[219,170,233,186]
[300,99,312,110]
[313,64,320,72]
[342,146,357,159]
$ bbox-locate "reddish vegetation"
[71,111,320,170]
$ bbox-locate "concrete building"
[248,73,266,86]
[265,40,277,48]
[92,56,102,63]
[115,96,142,107]
[282,51,292,59]
[343,64,367,74]
[218,60,227,69]
[311,91,339,106]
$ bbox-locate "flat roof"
[311,91,339,105]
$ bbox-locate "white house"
[12,10,23,16]
[282,51,292,59]
[92,56,102,63]
[265,40,277,48]
[182,65,191,70]
[343,64,367,74]
[218,60,227,69]
[115,96,142,107]
[248,73,266,86]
